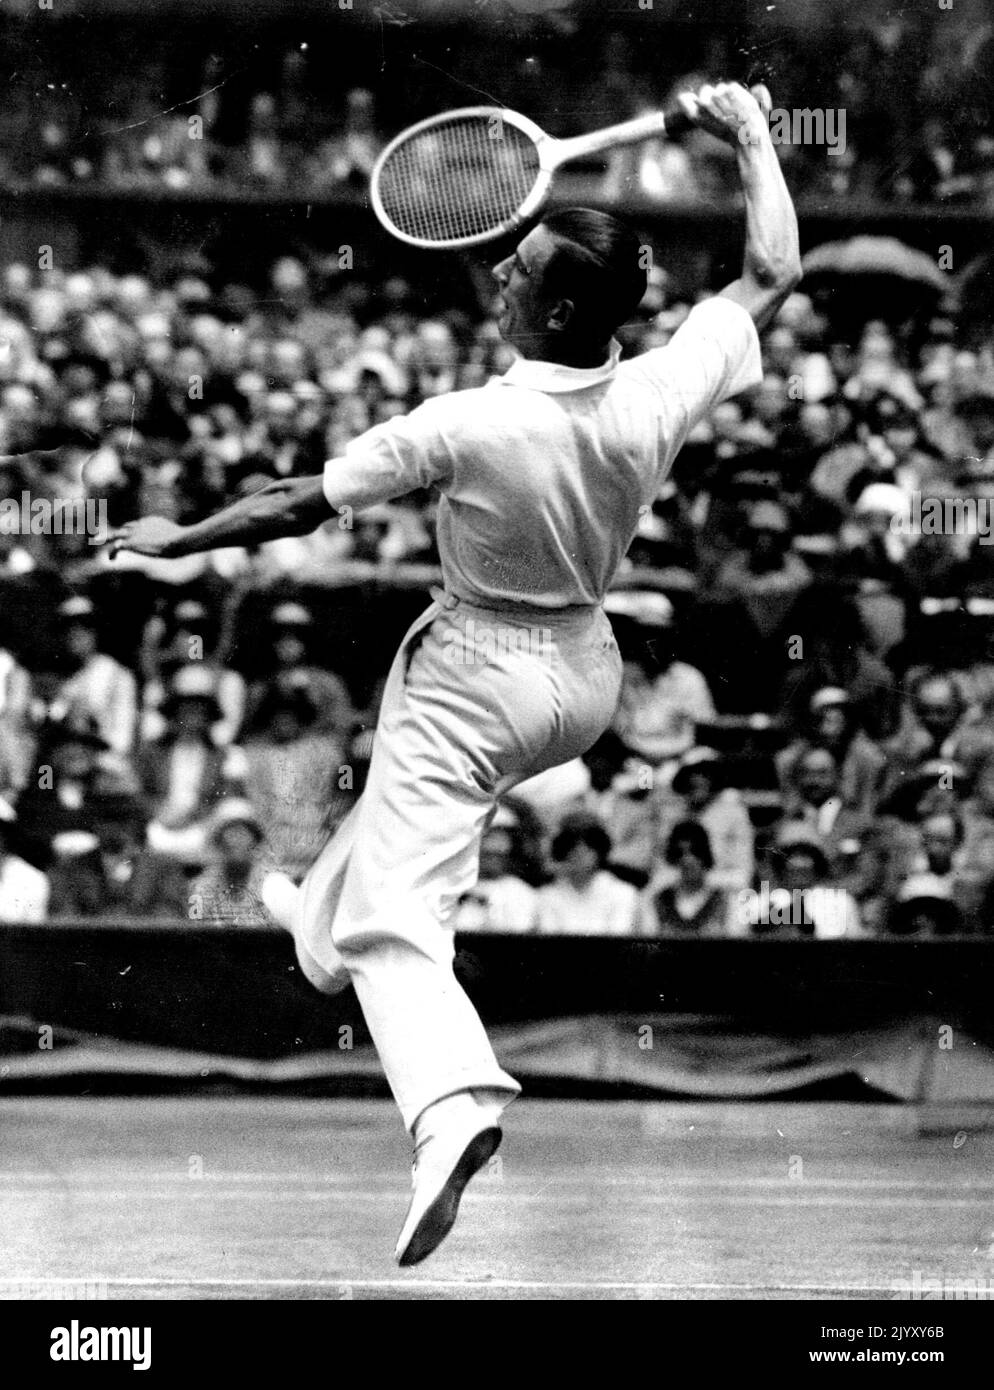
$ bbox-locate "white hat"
[855,482,908,517]
[604,590,674,626]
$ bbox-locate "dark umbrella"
[802,236,953,325]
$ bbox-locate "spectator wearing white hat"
[0,794,49,923]
[138,663,246,864]
[190,798,294,928]
[138,596,246,747]
[55,594,137,763]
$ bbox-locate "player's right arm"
[678,82,802,330]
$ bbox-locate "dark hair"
[550,811,612,866]
[539,207,648,339]
[664,819,714,869]
[775,838,830,879]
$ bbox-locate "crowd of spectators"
[0,195,993,934]
[0,6,990,208]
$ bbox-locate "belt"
[429,586,599,624]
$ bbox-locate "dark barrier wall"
[3,184,992,294]
[2,922,993,1059]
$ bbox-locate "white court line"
[3,1172,991,1191]
[1,1188,987,1209]
[0,1276,918,1294]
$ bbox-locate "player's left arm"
[106,474,332,560]
[108,396,455,561]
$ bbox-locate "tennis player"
[108,82,800,1266]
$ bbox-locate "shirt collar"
[494,338,622,393]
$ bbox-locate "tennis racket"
[370,104,694,250]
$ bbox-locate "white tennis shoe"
[395,1101,503,1267]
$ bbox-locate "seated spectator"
[452,811,538,934]
[779,745,868,861]
[55,594,137,764]
[535,813,641,936]
[242,601,354,740]
[839,483,916,659]
[894,807,976,926]
[139,664,246,864]
[701,500,814,713]
[140,596,246,747]
[581,734,660,887]
[13,712,113,869]
[0,644,34,795]
[642,820,730,936]
[658,748,754,891]
[880,757,967,824]
[0,793,49,922]
[960,753,994,913]
[776,687,885,818]
[883,671,994,798]
[777,593,899,741]
[47,790,187,919]
[241,677,346,880]
[606,592,716,768]
[743,825,862,938]
[189,799,292,928]
[307,88,382,191]
[884,875,966,937]
[714,500,812,632]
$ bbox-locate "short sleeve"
[620,296,763,434]
[322,398,454,512]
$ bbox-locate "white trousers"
[295,592,623,1130]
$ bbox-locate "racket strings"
[375,116,541,243]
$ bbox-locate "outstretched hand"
[105,516,186,561]
[676,81,773,149]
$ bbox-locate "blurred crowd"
[0,6,990,208]
[0,218,993,934]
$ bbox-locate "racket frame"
[370,104,685,250]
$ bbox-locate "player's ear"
[546,298,575,333]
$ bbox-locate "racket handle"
[554,106,695,163]
[660,107,694,138]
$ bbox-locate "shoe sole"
[397,1126,502,1267]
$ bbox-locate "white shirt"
[323,298,761,609]
[536,870,641,936]
[59,653,137,757]
[0,853,50,923]
[453,875,539,933]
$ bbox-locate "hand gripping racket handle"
[551,106,694,164]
